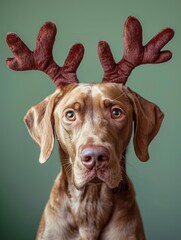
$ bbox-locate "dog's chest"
[70,184,113,239]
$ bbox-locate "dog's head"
[24,83,163,189]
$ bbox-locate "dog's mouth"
[89,176,102,184]
[87,168,109,182]
[79,166,121,189]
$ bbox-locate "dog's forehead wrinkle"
[91,83,126,101]
[57,84,92,110]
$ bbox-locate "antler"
[98,16,174,84]
[6,22,84,88]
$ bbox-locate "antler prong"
[143,28,173,63]
[6,33,34,70]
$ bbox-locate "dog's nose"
[81,147,109,169]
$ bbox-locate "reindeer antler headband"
[6,16,174,87]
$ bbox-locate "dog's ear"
[24,91,59,164]
[126,87,164,161]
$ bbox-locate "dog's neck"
[68,181,113,239]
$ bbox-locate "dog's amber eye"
[66,111,76,121]
[111,108,122,119]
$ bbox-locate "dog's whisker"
[62,159,73,176]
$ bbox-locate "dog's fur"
[25,83,163,240]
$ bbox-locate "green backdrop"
[1,0,180,239]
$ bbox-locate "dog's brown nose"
[81,147,109,169]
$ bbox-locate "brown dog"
[6,16,174,240]
[24,83,163,239]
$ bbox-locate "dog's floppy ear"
[24,91,59,164]
[126,87,164,161]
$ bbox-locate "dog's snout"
[81,147,109,169]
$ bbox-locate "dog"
[24,83,163,239]
[6,16,174,240]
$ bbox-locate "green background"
[1,0,180,239]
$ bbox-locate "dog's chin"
[73,175,99,190]
[74,174,122,190]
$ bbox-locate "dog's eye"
[111,108,123,119]
[65,111,76,121]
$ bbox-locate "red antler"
[98,16,174,84]
[6,22,84,88]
